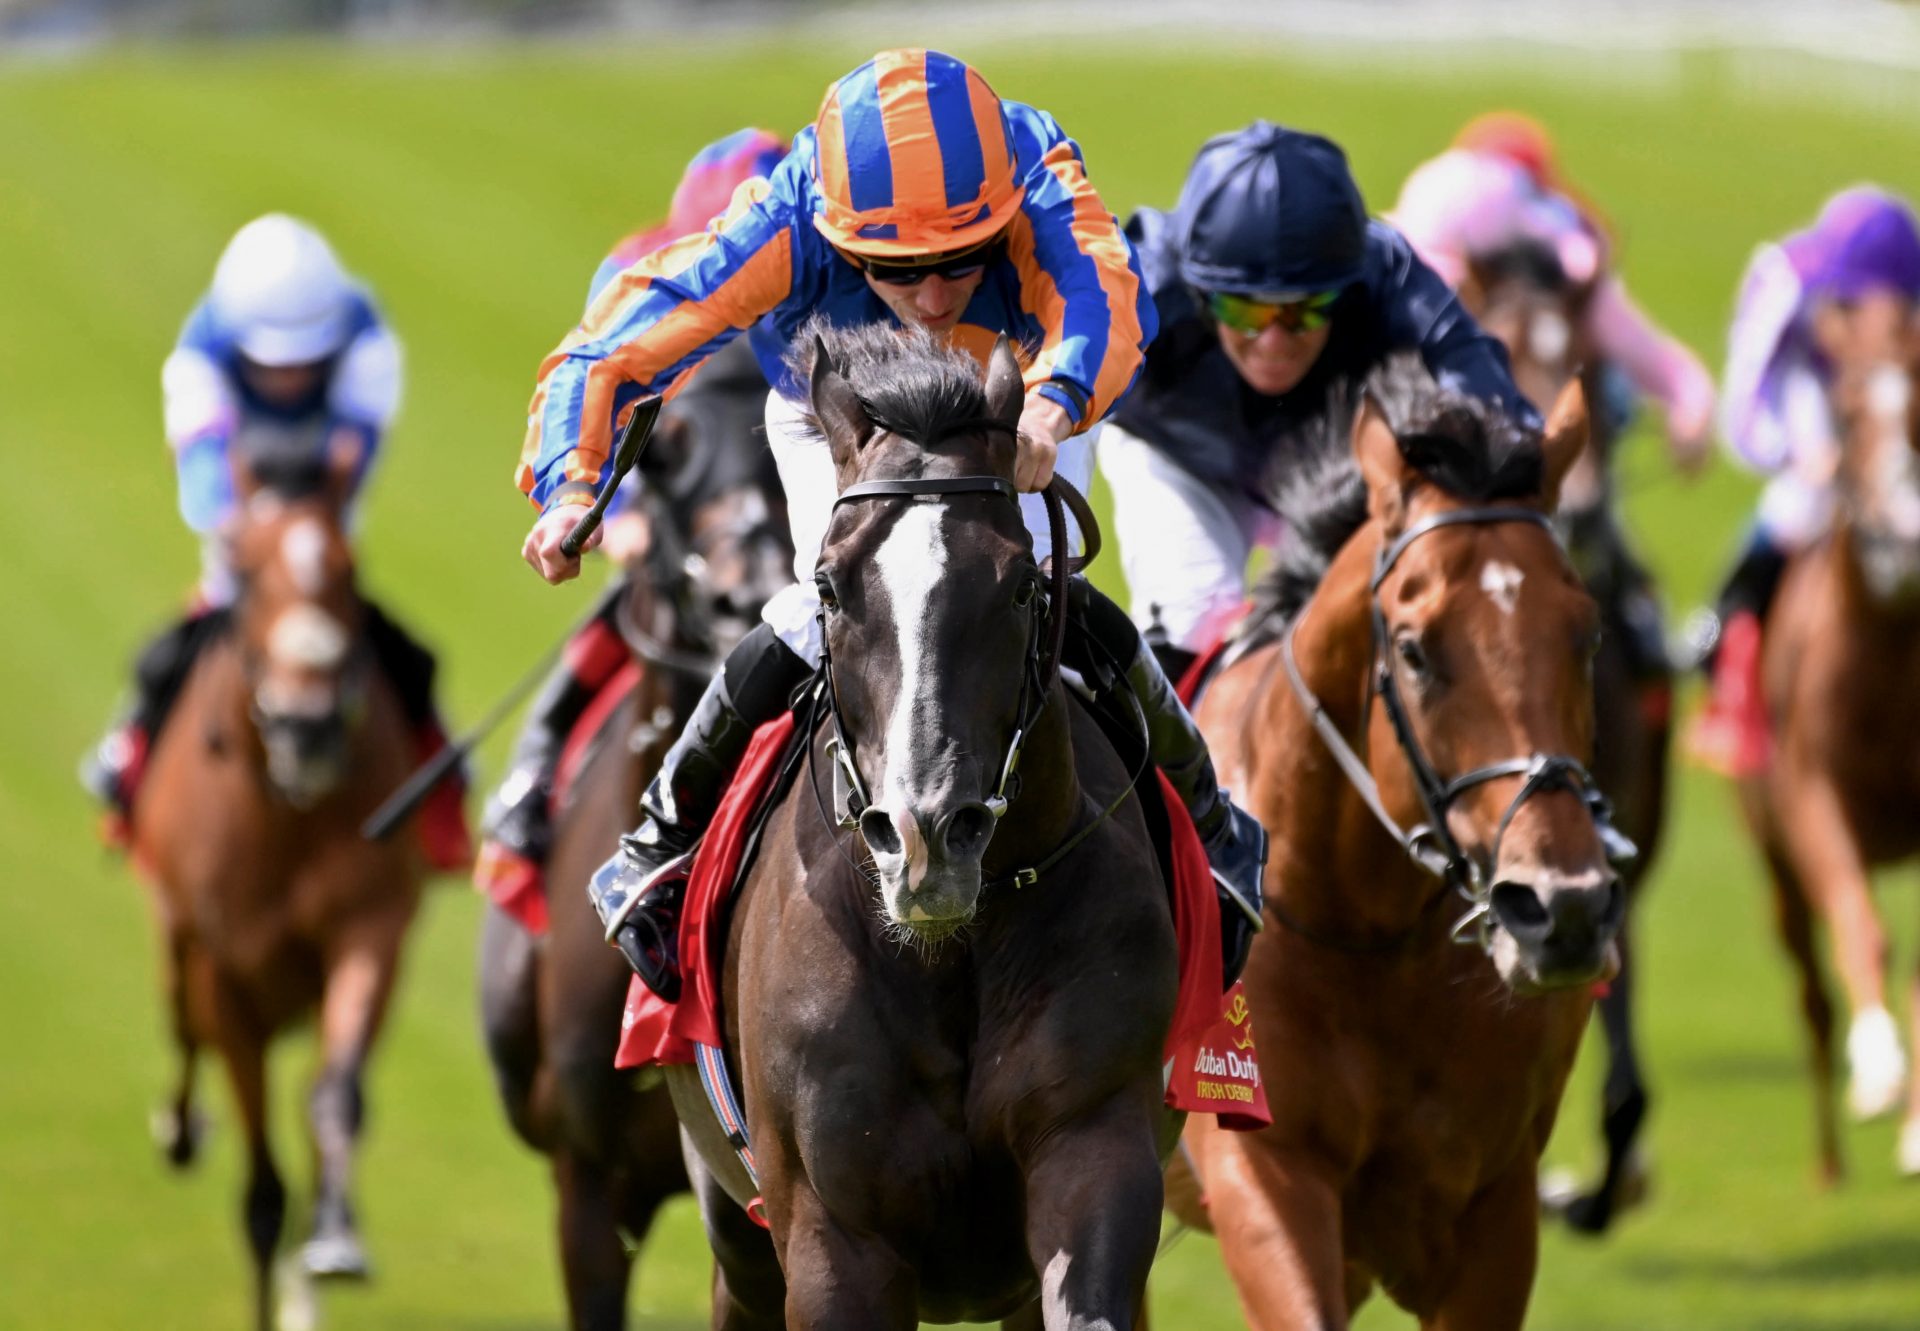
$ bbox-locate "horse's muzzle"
[1488,868,1624,992]
[861,800,998,935]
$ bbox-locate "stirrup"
[595,846,696,943]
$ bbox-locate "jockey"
[517,49,1266,996]
[474,126,787,910]
[1099,120,1538,675]
[1390,111,1717,465]
[82,214,471,869]
[1688,186,1920,775]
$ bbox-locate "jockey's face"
[861,266,988,334]
[239,357,329,409]
[1216,315,1333,396]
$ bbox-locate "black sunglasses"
[850,242,999,287]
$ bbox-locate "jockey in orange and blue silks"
[514,49,1264,1001]
[83,215,471,870]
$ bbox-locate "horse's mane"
[785,316,1007,446]
[1239,355,1544,648]
[231,419,335,502]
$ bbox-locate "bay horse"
[1739,290,1920,1181]
[478,339,792,1330]
[130,424,430,1330]
[670,325,1179,1329]
[1462,245,1671,1232]
[1180,361,1621,1328]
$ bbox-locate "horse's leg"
[477,903,545,1149]
[685,1132,783,1331]
[1019,1096,1165,1331]
[1560,924,1649,1234]
[303,923,406,1280]
[1185,1119,1348,1330]
[1419,1162,1538,1331]
[553,1148,632,1331]
[1901,921,1920,1176]
[213,986,284,1331]
[778,1183,916,1331]
[1762,834,1844,1184]
[153,928,208,1168]
[1777,774,1903,1121]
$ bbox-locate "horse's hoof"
[149,1104,208,1169]
[301,1233,371,1282]
[1898,1118,1920,1178]
[1538,1167,1582,1218]
[1846,1009,1907,1123]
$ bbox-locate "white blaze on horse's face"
[1869,367,1920,540]
[871,502,948,901]
[282,517,332,598]
[1479,560,1525,617]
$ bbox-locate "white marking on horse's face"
[1528,310,1571,369]
[1480,559,1525,616]
[281,518,332,597]
[268,602,349,672]
[873,503,948,893]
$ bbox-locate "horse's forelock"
[786,317,1008,456]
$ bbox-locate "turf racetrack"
[3,37,1919,1330]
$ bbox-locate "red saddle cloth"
[614,718,1270,1131]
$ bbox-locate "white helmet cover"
[210,214,355,367]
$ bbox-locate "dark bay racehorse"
[130,432,429,1330]
[1462,247,1671,1232]
[479,340,792,1330]
[1740,291,1920,1181]
[1179,363,1620,1328]
[672,326,1180,1329]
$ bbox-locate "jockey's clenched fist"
[1016,393,1074,493]
[523,505,601,584]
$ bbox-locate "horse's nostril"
[1490,882,1551,937]
[938,804,996,860]
[859,809,903,858]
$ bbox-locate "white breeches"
[758,390,1095,664]
[1097,424,1281,655]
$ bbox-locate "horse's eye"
[1396,635,1428,675]
[814,571,839,610]
[1013,577,1039,609]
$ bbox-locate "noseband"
[1282,505,1634,952]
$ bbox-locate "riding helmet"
[1174,121,1369,297]
[210,214,356,367]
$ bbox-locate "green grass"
[3,36,1920,1330]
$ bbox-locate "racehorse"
[1461,246,1671,1232]
[130,425,431,1330]
[478,340,792,1330]
[669,324,1180,1329]
[1738,290,1920,1181]
[1179,361,1621,1328]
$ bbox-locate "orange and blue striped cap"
[811,49,1023,258]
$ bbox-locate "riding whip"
[561,394,665,558]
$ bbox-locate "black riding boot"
[1067,580,1268,985]
[1686,529,1789,671]
[481,583,627,864]
[588,622,812,999]
[81,607,231,811]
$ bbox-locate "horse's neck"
[1260,537,1439,941]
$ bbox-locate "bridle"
[810,465,1143,892]
[1281,504,1634,952]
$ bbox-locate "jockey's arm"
[1004,107,1158,459]
[1376,225,1544,431]
[1585,276,1716,470]
[519,177,796,584]
[163,345,240,534]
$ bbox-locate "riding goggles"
[1207,288,1339,335]
[847,237,999,287]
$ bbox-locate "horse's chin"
[881,870,982,945]
[1490,932,1619,997]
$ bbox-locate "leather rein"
[1281,505,1635,953]
[810,466,1145,893]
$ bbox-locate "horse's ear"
[324,427,364,513]
[1354,391,1410,532]
[1539,378,1589,510]
[808,335,871,466]
[984,335,1023,429]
